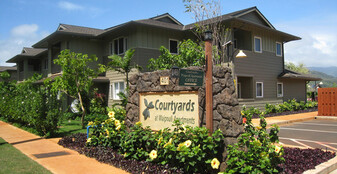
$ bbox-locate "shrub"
[87,110,224,173]
[223,112,284,174]
[0,76,62,137]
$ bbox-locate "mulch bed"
[58,133,335,174]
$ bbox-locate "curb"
[261,116,316,128]
[303,155,337,174]
[315,116,337,120]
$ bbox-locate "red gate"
[318,88,337,116]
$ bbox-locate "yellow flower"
[105,129,109,135]
[87,121,94,126]
[275,145,281,154]
[184,140,192,147]
[108,111,115,118]
[241,111,244,115]
[135,121,142,126]
[158,137,163,145]
[115,124,121,130]
[114,119,120,126]
[178,125,186,133]
[86,138,91,143]
[256,126,262,130]
[163,138,172,148]
[149,150,157,160]
[211,158,220,169]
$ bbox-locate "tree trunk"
[78,92,86,128]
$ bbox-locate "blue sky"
[1,0,337,67]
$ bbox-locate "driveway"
[278,119,337,151]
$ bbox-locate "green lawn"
[55,119,87,137]
[0,137,52,174]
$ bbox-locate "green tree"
[147,39,205,70]
[52,49,105,128]
[285,62,309,74]
[108,49,141,90]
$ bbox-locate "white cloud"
[58,1,84,11]
[0,24,49,66]
[277,15,337,67]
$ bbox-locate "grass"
[55,119,87,137]
[0,137,52,174]
[0,117,86,138]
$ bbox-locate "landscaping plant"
[86,108,224,173]
[223,112,284,174]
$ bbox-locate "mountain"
[308,66,337,78]
[308,70,337,87]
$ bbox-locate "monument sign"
[139,91,199,130]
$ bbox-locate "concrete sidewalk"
[0,121,129,174]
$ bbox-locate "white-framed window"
[276,42,282,56]
[169,39,178,54]
[277,82,283,97]
[254,36,262,53]
[110,81,125,100]
[110,37,127,55]
[256,82,263,98]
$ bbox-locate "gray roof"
[0,66,17,72]
[32,7,299,47]
[58,24,105,36]
[6,47,47,63]
[278,69,321,81]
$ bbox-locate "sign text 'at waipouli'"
[139,92,199,130]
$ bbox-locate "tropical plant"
[147,39,205,70]
[52,49,105,128]
[223,112,284,174]
[108,49,141,90]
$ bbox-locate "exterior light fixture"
[171,65,180,78]
[204,30,213,41]
[235,50,247,58]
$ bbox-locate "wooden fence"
[318,88,337,116]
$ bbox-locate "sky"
[1,0,337,67]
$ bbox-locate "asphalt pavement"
[278,119,337,151]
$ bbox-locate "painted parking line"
[290,139,313,148]
[317,143,337,151]
[279,137,337,151]
[279,137,337,145]
[280,127,337,134]
[295,122,337,127]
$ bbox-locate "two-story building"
[7,6,319,109]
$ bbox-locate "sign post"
[204,30,213,134]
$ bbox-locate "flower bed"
[58,133,335,174]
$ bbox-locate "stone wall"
[126,65,244,148]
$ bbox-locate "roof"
[57,24,105,36]
[32,7,300,47]
[6,48,48,63]
[0,66,17,72]
[184,6,300,42]
[278,69,322,81]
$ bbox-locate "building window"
[19,61,24,72]
[277,82,283,97]
[169,39,178,54]
[110,82,125,100]
[256,82,263,98]
[276,42,282,56]
[254,36,262,53]
[110,37,127,55]
[44,59,48,70]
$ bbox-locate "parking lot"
[278,119,337,151]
